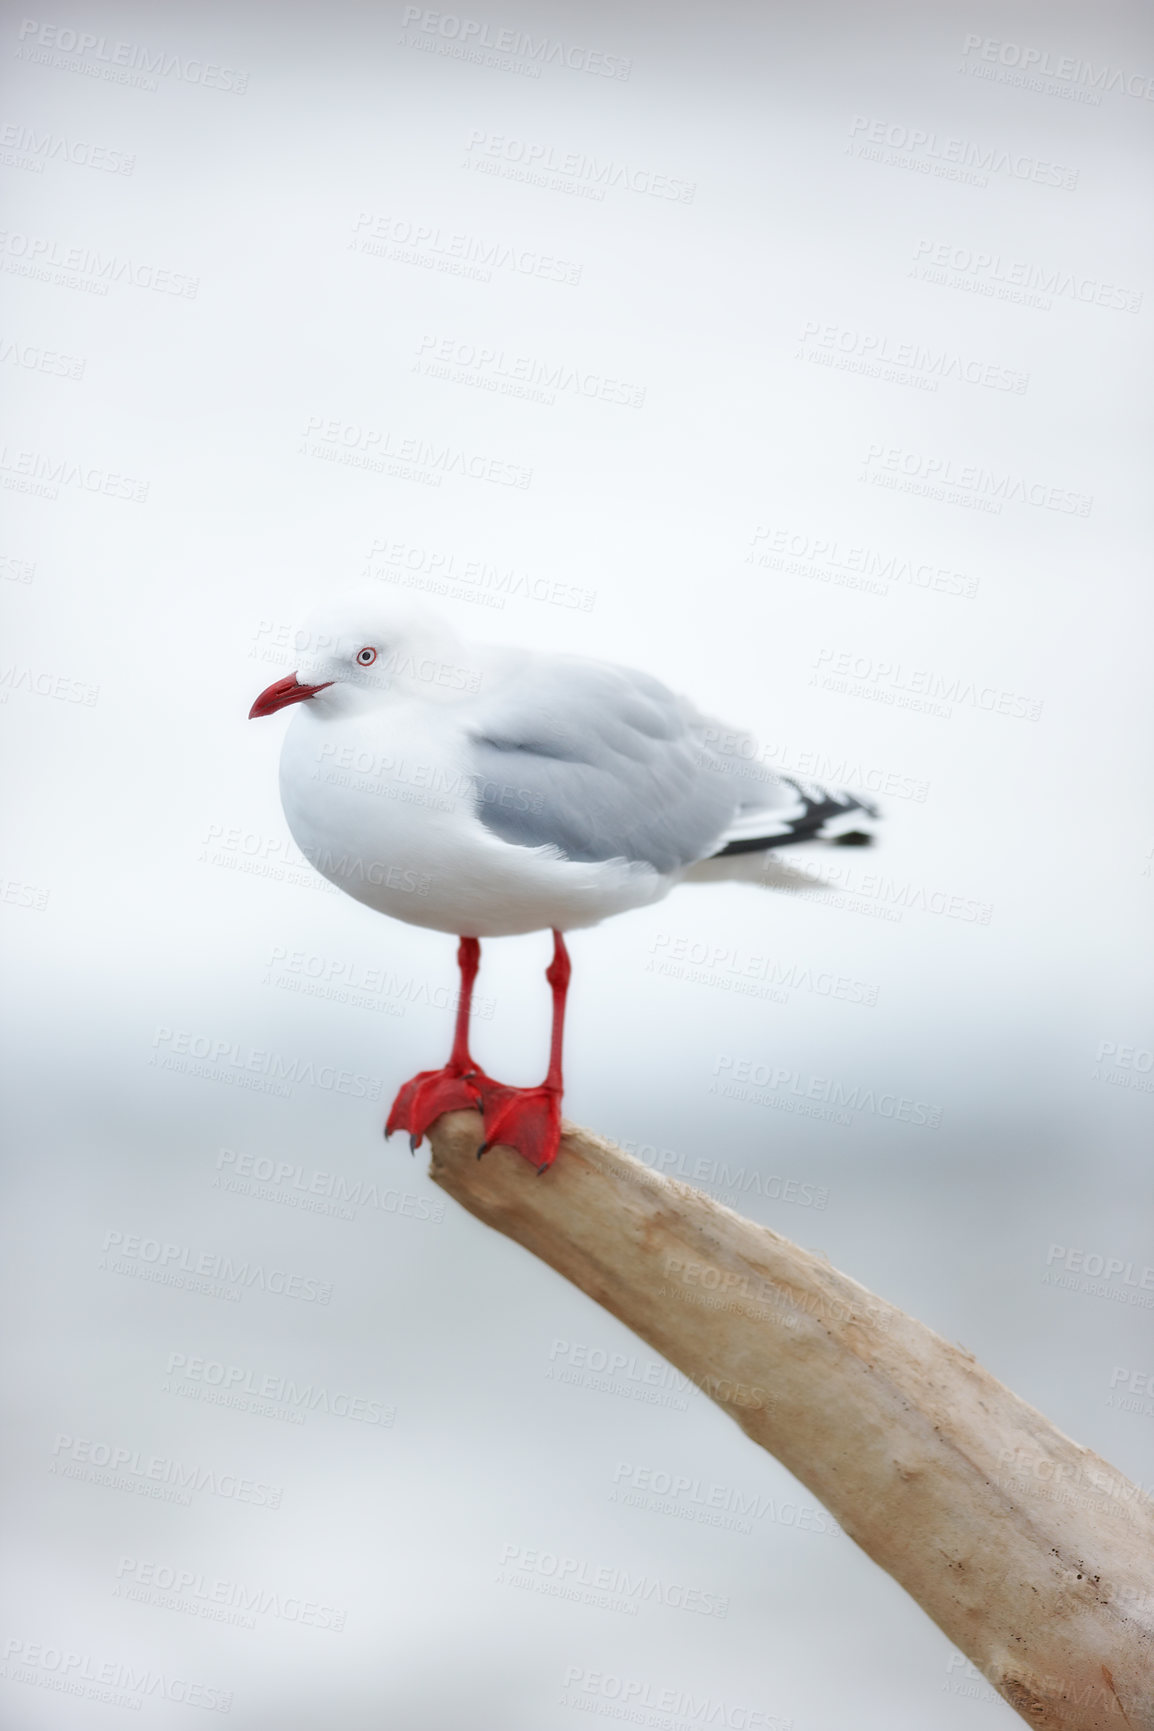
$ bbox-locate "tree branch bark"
[427,1112,1154,1730]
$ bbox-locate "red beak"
[248,673,333,719]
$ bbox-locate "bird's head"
[248,590,472,719]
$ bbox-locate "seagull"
[249,591,878,1171]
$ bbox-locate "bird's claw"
[474,1081,563,1172]
[385,1060,498,1149]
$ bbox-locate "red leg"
[476,930,571,1173]
[385,937,500,1149]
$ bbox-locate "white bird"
[249,591,878,1170]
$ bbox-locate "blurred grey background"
[1,0,1152,1725]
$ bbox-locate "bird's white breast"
[277,699,666,937]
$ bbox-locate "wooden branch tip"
[427,1112,1154,1731]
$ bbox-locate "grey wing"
[464,656,749,874]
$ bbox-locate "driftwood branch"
[427,1112,1154,1730]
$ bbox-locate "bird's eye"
[356,647,377,666]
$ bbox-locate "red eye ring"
[356,647,377,666]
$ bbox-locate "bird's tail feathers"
[710,777,880,856]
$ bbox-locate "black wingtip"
[832,830,874,847]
